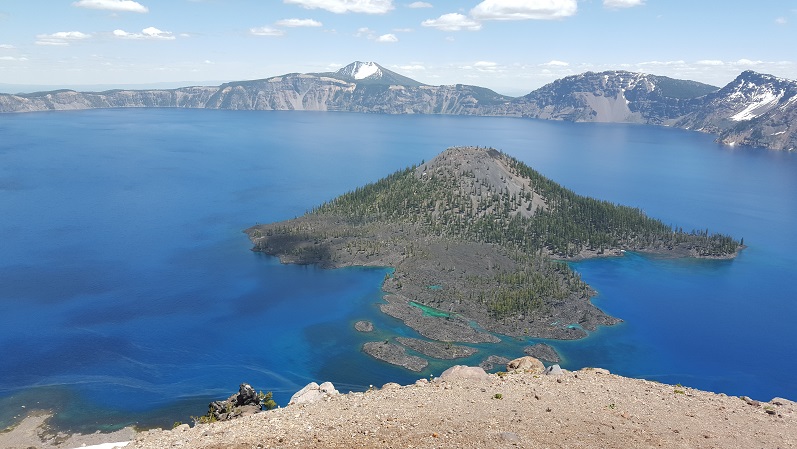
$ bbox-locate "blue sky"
[0,0,795,95]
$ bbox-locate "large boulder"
[438,365,490,382]
[289,381,340,405]
[208,383,262,421]
[544,364,564,376]
[506,356,545,374]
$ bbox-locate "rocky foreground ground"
[8,364,785,449]
[128,368,795,449]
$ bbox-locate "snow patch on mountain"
[353,62,380,80]
[731,90,784,121]
[336,61,382,81]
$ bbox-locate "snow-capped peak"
[353,61,380,80]
[336,61,382,81]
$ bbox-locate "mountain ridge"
[0,62,794,151]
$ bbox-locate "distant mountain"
[0,62,794,151]
[675,71,797,151]
[316,61,425,87]
[500,71,717,124]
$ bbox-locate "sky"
[0,0,795,96]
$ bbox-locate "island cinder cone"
[246,147,741,342]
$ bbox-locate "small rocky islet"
[247,146,742,369]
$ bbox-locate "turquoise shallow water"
[0,109,795,431]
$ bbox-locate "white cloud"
[249,26,286,36]
[541,60,569,67]
[355,27,375,38]
[408,1,432,7]
[113,27,176,40]
[72,0,148,13]
[284,0,394,14]
[471,0,577,21]
[775,17,787,25]
[36,31,91,46]
[0,44,14,49]
[473,61,500,72]
[275,18,323,27]
[422,13,481,31]
[696,60,724,66]
[393,27,414,32]
[603,0,645,9]
[0,56,29,61]
[734,59,763,66]
[376,33,398,42]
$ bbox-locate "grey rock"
[207,383,263,422]
[438,365,490,382]
[544,364,564,376]
[506,356,545,374]
[290,381,339,405]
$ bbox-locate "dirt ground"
[120,368,795,449]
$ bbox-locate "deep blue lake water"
[1,109,795,432]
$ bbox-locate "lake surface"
[0,109,795,432]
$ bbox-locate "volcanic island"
[245,146,742,369]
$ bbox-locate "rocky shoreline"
[379,294,500,343]
[394,337,477,360]
[361,341,428,372]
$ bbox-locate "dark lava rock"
[523,343,561,363]
[362,341,428,372]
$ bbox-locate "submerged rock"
[354,320,374,332]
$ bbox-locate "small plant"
[674,389,685,395]
[191,414,217,425]
[496,371,507,377]
[608,403,616,409]
[258,391,277,411]
[172,421,183,429]
[494,393,503,399]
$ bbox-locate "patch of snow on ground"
[353,62,380,80]
[731,90,782,121]
[780,95,797,109]
[69,442,129,449]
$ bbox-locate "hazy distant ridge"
[1,62,794,151]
